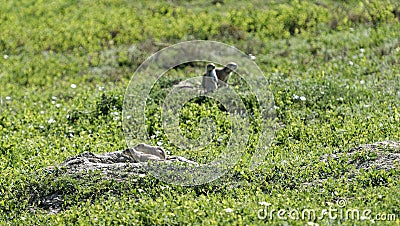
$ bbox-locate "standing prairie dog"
[216,62,238,86]
[123,143,167,162]
[202,63,218,93]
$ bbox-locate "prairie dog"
[216,62,238,86]
[202,63,218,93]
[123,143,167,162]
[134,143,166,159]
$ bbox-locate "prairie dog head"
[206,63,216,73]
[225,62,238,72]
[134,143,166,159]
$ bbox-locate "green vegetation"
[1,0,400,224]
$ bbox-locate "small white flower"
[70,84,77,89]
[224,208,234,213]
[39,125,45,129]
[293,94,299,100]
[55,104,61,108]
[325,201,334,206]
[48,118,56,124]
[40,111,45,114]
[349,61,354,66]
[3,55,9,59]
[126,115,132,119]
[258,202,271,206]
[52,96,57,100]
[5,96,11,101]
[360,80,365,85]
[139,174,146,178]
[360,48,365,53]
[249,54,256,60]
[157,141,163,146]
[51,101,56,104]
[300,96,306,101]
[98,86,104,91]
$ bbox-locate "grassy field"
[1,0,400,224]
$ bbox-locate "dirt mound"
[48,148,198,178]
[30,148,197,214]
[346,140,400,171]
[321,140,400,172]
[302,141,400,188]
